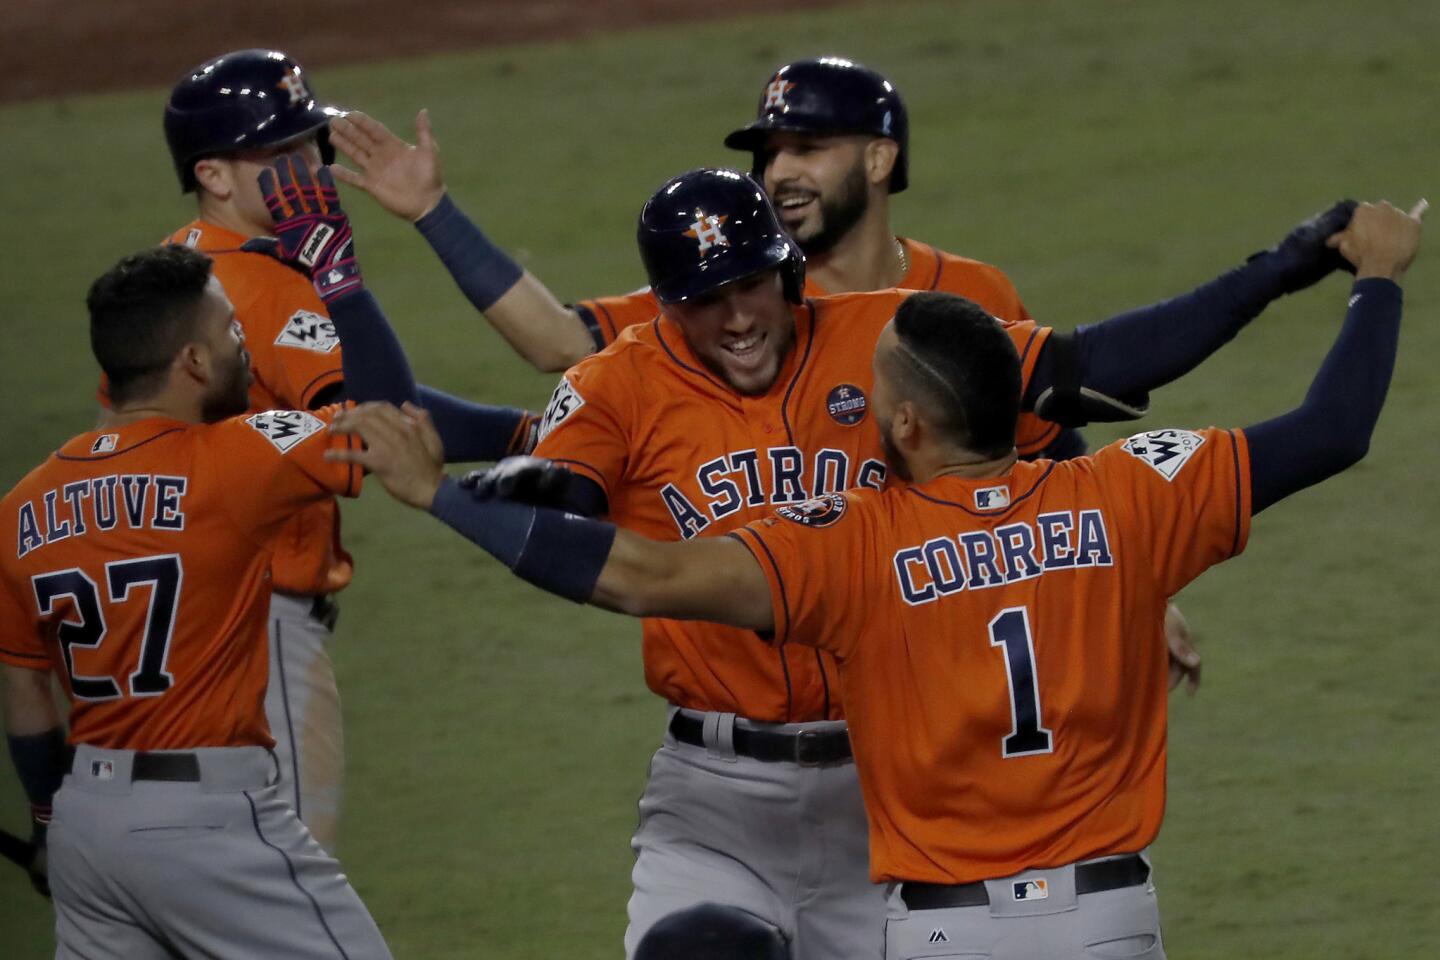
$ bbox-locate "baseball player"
[1,244,393,958]
[312,166,1357,958]
[333,198,1421,960]
[154,49,536,850]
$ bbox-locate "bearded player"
[333,198,1421,959]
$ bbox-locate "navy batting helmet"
[633,904,789,960]
[724,56,909,193]
[638,168,805,305]
[163,49,340,192]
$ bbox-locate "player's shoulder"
[808,287,911,328]
[1096,427,1236,483]
[765,486,889,534]
[205,408,336,460]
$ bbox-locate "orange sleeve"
[206,405,362,540]
[572,289,660,349]
[0,570,49,670]
[219,253,345,410]
[1003,320,1060,457]
[730,492,875,661]
[531,363,633,502]
[1098,426,1252,596]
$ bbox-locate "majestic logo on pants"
[927,928,950,943]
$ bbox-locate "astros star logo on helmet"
[684,210,730,257]
[763,75,796,109]
[277,70,311,106]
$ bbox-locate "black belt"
[310,594,340,632]
[901,855,1151,910]
[668,712,852,766]
[131,753,201,782]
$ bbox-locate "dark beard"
[795,164,869,257]
[880,423,911,483]
[201,358,252,422]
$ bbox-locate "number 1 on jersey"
[988,607,1053,758]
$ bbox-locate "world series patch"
[1122,428,1205,481]
[275,310,339,353]
[246,410,325,453]
[826,383,867,425]
[776,493,848,528]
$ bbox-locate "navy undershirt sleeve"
[414,194,526,312]
[326,290,535,463]
[429,477,617,602]
[1026,254,1298,407]
[1245,278,1401,513]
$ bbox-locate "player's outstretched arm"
[327,403,774,628]
[330,110,597,373]
[1027,201,1359,426]
[1246,200,1424,512]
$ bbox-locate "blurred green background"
[2,1,1436,956]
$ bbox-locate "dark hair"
[889,291,1021,457]
[87,245,214,405]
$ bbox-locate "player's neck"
[103,393,203,428]
[916,448,1019,484]
[803,201,902,293]
[195,197,271,240]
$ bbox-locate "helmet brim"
[653,238,794,305]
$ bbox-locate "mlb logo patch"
[90,760,115,781]
[246,410,326,453]
[91,434,119,454]
[1122,428,1206,481]
[1013,878,1049,901]
[974,485,1010,510]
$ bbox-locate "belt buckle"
[794,729,827,766]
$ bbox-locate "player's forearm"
[3,666,66,816]
[414,386,538,462]
[328,290,419,407]
[591,533,774,630]
[1245,278,1400,513]
[415,195,596,372]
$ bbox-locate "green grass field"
[2,1,1437,956]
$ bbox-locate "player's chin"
[717,347,782,396]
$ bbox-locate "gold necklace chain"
[894,237,909,279]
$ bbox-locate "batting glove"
[460,456,575,507]
[1255,199,1358,294]
[247,154,364,303]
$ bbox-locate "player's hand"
[1326,199,1427,282]
[460,456,575,507]
[1165,602,1201,695]
[328,402,446,509]
[251,153,364,303]
[1258,199,1358,294]
[329,110,446,222]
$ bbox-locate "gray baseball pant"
[48,744,390,959]
[265,591,344,853]
[625,707,887,960]
[884,854,1164,959]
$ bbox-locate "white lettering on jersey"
[246,410,325,453]
[1122,429,1205,481]
[274,311,339,353]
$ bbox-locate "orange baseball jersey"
[731,427,1252,883]
[572,239,1060,455]
[97,221,350,596]
[0,407,361,751]
[534,289,1052,722]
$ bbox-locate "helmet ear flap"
[781,250,806,304]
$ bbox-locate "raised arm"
[1245,200,1424,513]
[252,154,539,462]
[326,403,775,628]
[329,111,598,372]
[1026,201,1358,426]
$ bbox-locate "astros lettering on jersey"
[534,289,1052,722]
[729,427,1250,883]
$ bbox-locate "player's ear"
[175,340,211,386]
[192,158,235,202]
[865,138,899,189]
